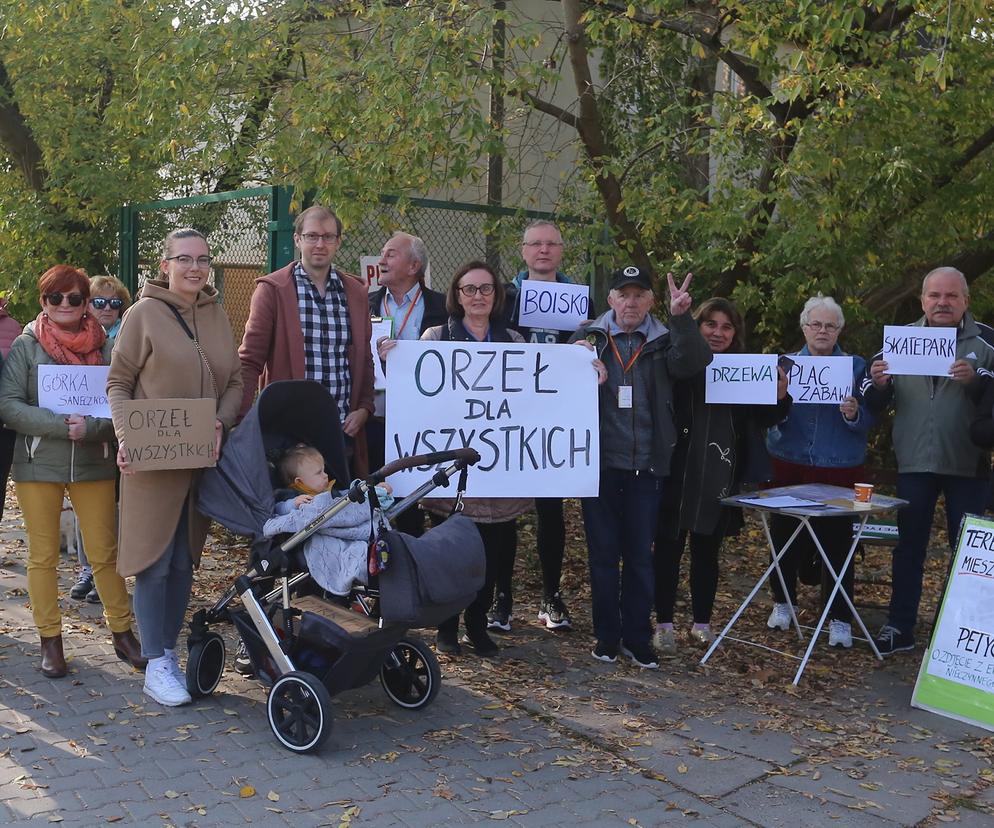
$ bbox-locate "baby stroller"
[188,380,485,753]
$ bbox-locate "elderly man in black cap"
[571,267,712,668]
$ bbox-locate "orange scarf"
[34,311,106,365]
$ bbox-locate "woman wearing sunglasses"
[0,266,144,678]
[69,275,134,604]
[107,228,242,707]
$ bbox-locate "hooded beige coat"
[107,281,242,576]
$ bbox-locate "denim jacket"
[766,345,872,468]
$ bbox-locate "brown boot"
[112,629,148,671]
[40,635,67,678]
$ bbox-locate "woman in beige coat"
[107,228,242,707]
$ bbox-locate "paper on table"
[738,495,835,509]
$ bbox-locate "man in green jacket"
[863,267,994,655]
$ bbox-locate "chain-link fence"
[119,188,597,343]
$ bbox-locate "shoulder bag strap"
[157,299,219,399]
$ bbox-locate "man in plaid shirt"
[238,205,375,475]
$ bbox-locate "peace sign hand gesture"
[667,272,693,316]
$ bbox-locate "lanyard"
[385,287,422,339]
[608,332,644,374]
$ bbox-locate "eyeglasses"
[458,283,495,297]
[298,232,339,244]
[165,255,212,268]
[522,241,563,249]
[90,297,124,310]
[44,292,85,307]
[803,321,840,332]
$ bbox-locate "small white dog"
[60,497,78,559]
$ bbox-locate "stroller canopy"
[198,380,349,540]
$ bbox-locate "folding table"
[699,483,908,684]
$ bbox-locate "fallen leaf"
[164,791,179,799]
[239,786,255,798]
[267,791,280,802]
[677,764,688,774]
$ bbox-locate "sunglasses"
[90,297,124,310]
[44,292,85,307]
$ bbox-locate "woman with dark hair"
[0,266,144,678]
[653,297,791,655]
[108,228,242,706]
[379,261,531,657]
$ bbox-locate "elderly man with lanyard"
[572,266,712,668]
[863,266,994,656]
[369,232,446,533]
[239,204,374,474]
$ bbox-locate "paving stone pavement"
[2,510,993,826]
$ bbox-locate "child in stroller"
[186,380,486,754]
[264,443,394,597]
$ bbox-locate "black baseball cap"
[609,265,652,291]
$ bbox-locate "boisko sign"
[785,356,853,405]
[912,514,994,732]
[883,325,957,377]
[37,365,111,418]
[705,353,778,405]
[384,341,599,498]
[517,281,590,332]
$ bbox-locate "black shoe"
[591,640,619,663]
[435,630,463,656]
[70,573,93,600]
[233,640,255,676]
[461,632,499,658]
[487,593,512,632]
[874,624,915,657]
[620,642,659,669]
[85,586,101,604]
[538,593,572,630]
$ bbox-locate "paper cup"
[853,483,874,503]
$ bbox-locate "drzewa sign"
[912,514,994,732]
[384,341,599,498]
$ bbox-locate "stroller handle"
[367,448,481,484]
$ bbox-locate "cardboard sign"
[117,398,217,472]
[518,281,590,332]
[385,341,599,498]
[883,325,956,377]
[371,318,393,391]
[912,514,994,733]
[786,355,853,405]
[361,256,381,290]
[37,365,111,418]
[705,354,778,405]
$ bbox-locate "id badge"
[617,385,633,409]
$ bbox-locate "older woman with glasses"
[765,294,873,650]
[108,228,242,706]
[0,266,144,678]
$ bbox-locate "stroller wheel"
[380,638,441,710]
[186,633,226,699]
[267,671,333,753]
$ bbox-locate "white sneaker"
[144,656,192,707]
[767,603,793,631]
[828,620,853,649]
[652,626,677,656]
[689,624,714,646]
[163,648,185,685]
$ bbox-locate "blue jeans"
[582,469,661,649]
[889,472,989,634]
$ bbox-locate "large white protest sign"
[370,318,393,391]
[883,325,956,377]
[37,365,110,418]
[705,354,778,405]
[911,515,994,732]
[786,355,853,405]
[385,341,599,498]
[361,256,381,290]
[518,281,590,332]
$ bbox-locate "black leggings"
[0,427,14,522]
[769,514,854,622]
[495,497,564,602]
[437,519,517,639]
[654,529,722,624]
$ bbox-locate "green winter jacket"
[0,322,117,483]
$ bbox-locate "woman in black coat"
[653,298,791,654]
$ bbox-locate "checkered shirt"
[294,262,352,424]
